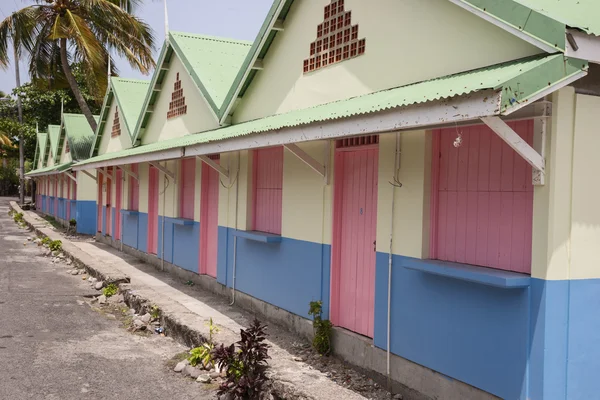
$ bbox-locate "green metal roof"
[75,54,587,168]
[91,78,149,157]
[26,161,73,177]
[33,132,48,169]
[61,114,99,161]
[516,0,600,36]
[133,32,252,144]
[46,125,61,163]
[170,32,252,108]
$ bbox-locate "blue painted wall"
[157,216,173,263]
[69,201,76,221]
[111,208,116,239]
[217,226,331,319]
[373,253,529,400]
[137,212,148,253]
[76,200,96,235]
[172,221,200,273]
[41,195,46,213]
[122,213,140,249]
[101,207,106,235]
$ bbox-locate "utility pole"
[13,28,24,204]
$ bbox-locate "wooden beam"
[118,165,139,181]
[81,170,97,182]
[64,172,77,183]
[284,143,326,179]
[272,19,284,31]
[481,116,545,178]
[149,161,176,182]
[197,155,229,179]
[252,59,264,70]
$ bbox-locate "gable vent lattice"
[303,0,366,74]
[167,73,188,119]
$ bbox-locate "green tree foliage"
[0,0,156,132]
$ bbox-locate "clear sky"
[0,0,273,93]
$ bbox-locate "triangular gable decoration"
[112,106,121,137]
[167,72,187,119]
[304,0,366,74]
[65,140,70,154]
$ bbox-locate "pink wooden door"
[147,166,159,254]
[53,179,58,216]
[331,141,379,338]
[431,121,534,273]
[253,147,283,234]
[200,157,220,277]
[106,168,112,237]
[66,178,71,220]
[97,172,103,232]
[115,168,123,241]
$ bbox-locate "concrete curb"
[9,202,129,285]
[9,202,366,400]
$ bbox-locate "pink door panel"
[147,166,159,255]
[253,147,283,235]
[106,168,112,237]
[332,142,379,338]
[97,172,103,233]
[431,121,534,273]
[115,168,122,240]
[66,178,71,221]
[200,157,220,278]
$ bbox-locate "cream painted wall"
[141,55,220,145]
[76,170,98,202]
[59,139,72,164]
[233,0,540,123]
[47,150,55,168]
[569,94,600,280]
[531,88,575,280]
[281,141,332,244]
[98,101,134,156]
[158,160,178,218]
[218,151,250,230]
[376,132,431,258]
[138,163,149,213]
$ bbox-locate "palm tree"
[0,0,156,133]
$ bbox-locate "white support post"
[481,116,545,184]
[149,161,176,183]
[324,140,331,185]
[196,155,229,179]
[82,170,97,182]
[283,143,327,180]
[118,165,139,181]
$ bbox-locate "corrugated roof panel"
[74,54,587,167]
[47,125,61,160]
[62,114,99,161]
[169,32,252,108]
[26,161,73,177]
[110,78,150,135]
[516,0,600,36]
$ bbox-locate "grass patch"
[166,351,190,369]
[44,216,62,230]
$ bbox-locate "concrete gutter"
[9,202,366,400]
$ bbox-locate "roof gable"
[34,132,48,169]
[516,0,600,36]
[133,32,252,143]
[91,77,149,156]
[60,114,99,161]
[46,125,61,165]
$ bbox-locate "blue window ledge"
[402,259,531,289]
[165,217,195,226]
[232,230,282,243]
[120,210,140,216]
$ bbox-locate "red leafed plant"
[212,318,270,399]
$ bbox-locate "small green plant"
[212,318,270,398]
[206,317,220,342]
[13,212,23,223]
[308,301,332,356]
[189,342,215,369]
[69,218,77,226]
[41,237,52,246]
[102,283,118,298]
[48,240,62,252]
[150,305,160,320]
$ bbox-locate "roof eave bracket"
[197,155,229,179]
[149,161,176,183]
[284,143,330,185]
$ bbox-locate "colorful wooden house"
[65,0,600,398]
[26,114,99,234]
